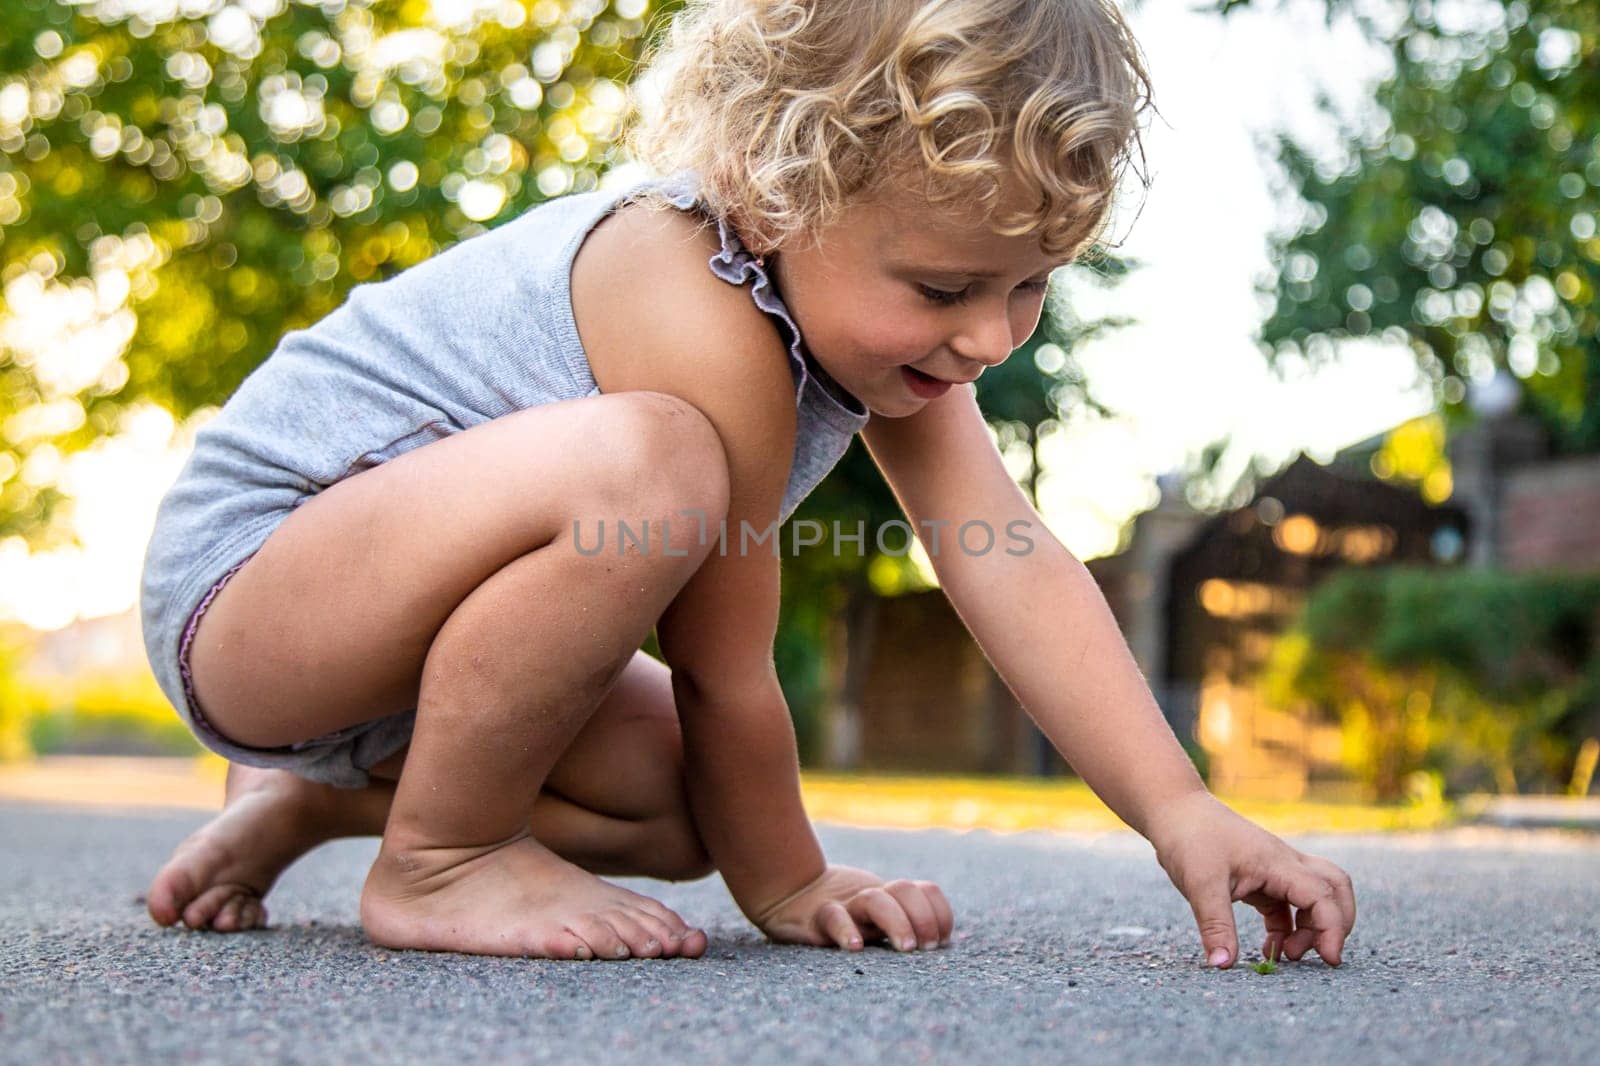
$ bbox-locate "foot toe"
[146,866,199,926]
[631,898,697,948]
[631,896,687,931]
[545,929,592,961]
[219,895,253,932]
[183,883,242,929]
[605,910,664,958]
[244,899,268,929]
[571,916,629,960]
[624,909,680,957]
[678,927,710,958]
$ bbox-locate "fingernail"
[921,940,937,951]
[1208,948,1231,967]
[901,938,916,951]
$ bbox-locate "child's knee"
[602,391,732,525]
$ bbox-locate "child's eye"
[917,279,1052,307]
[917,284,970,306]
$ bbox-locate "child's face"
[768,173,1070,418]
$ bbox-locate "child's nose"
[949,311,1018,368]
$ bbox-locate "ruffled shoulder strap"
[636,172,868,421]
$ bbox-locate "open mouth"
[903,365,953,397]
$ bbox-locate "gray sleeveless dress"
[138,169,871,788]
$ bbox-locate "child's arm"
[861,384,1357,968]
[625,312,828,920]
[649,371,827,919]
[650,366,949,950]
[653,434,952,952]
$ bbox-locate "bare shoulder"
[573,199,793,413]
[571,194,797,515]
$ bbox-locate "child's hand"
[751,864,954,952]
[1145,790,1357,969]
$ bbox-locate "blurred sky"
[1,0,1437,631]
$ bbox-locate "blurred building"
[826,396,1600,795]
[820,582,1057,776]
[8,608,147,686]
[821,448,1470,789]
[1104,450,1471,798]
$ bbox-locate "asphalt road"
[3,800,1596,1065]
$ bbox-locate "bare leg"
[357,491,721,960]
[167,392,728,960]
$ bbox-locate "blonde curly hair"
[621,0,1156,261]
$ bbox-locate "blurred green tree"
[1214,0,1600,470]
[0,0,675,546]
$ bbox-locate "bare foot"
[361,830,710,961]
[146,764,341,932]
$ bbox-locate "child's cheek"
[845,304,939,368]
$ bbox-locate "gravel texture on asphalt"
[3,801,1596,1065]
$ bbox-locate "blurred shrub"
[2,658,199,758]
[0,0,680,546]
[0,630,34,761]
[1258,565,1600,799]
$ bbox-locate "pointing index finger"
[1184,865,1241,968]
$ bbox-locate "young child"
[141,0,1356,967]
